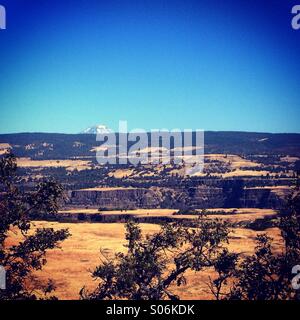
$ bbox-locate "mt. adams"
[80,124,112,134]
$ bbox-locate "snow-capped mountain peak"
[81,124,112,134]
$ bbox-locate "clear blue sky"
[0,0,299,133]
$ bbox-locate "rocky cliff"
[68,185,288,209]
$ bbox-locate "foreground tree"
[209,180,300,300]
[0,154,70,300]
[81,217,230,300]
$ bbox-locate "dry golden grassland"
[10,219,282,300]
[0,143,12,155]
[108,169,135,178]
[105,154,266,178]
[16,158,92,171]
[11,152,297,178]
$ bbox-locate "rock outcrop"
[68,185,288,209]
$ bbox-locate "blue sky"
[0,0,299,133]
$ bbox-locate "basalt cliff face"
[242,187,289,209]
[68,187,161,209]
[68,185,287,210]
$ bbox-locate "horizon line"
[1,130,300,135]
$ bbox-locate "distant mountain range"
[0,131,300,160]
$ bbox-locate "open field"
[220,170,271,178]
[9,221,282,300]
[0,143,12,155]
[16,158,92,171]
